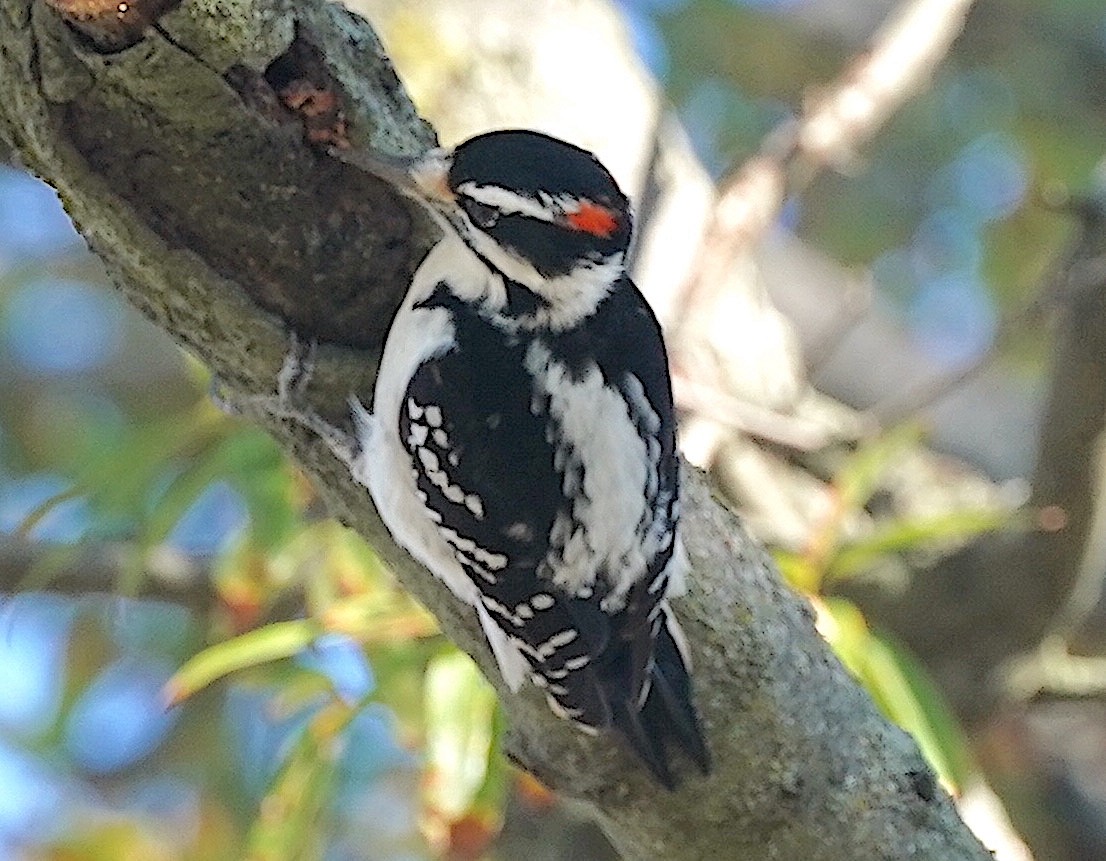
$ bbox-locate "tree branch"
[0,0,991,857]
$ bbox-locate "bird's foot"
[214,333,361,468]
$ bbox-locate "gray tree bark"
[0,0,992,857]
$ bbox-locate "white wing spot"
[472,565,497,584]
[464,493,485,519]
[407,399,424,420]
[481,594,522,626]
[546,694,583,720]
[432,429,449,447]
[475,548,509,571]
[424,405,443,428]
[514,638,541,661]
[442,528,476,554]
[506,521,533,542]
[531,593,555,611]
[539,628,579,658]
[417,448,440,473]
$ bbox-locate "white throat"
[424,221,623,331]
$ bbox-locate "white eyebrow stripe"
[458,182,575,224]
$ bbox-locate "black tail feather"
[609,615,711,788]
[611,694,677,790]
[651,636,712,774]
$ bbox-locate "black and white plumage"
[337,130,710,787]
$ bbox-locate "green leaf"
[800,423,925,592]
[141,439,233,549]
[817,597,871,679]
[220,430,298,551]
[833,423,924,514]
[470,705,508,814]
[244,700,354,861]
[874,636,974,790]
[772,548,821,595]
[819,598,970,791]
[368,642,439,737]
[73,408,219,522]
[826,507,1012,584]
[423,651,500,820]
[165,619,319,705]
[143,428,295,554]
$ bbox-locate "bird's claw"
[275,333,318,413]
[218,331,362,469]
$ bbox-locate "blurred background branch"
[677,0,977,319]
[0,536,219,614]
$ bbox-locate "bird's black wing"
[543,275,707,784]
[400,285,617,726]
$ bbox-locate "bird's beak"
[332,145,455,205]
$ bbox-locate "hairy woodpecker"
[306,130,709,787]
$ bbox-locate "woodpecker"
[303,130,709,787]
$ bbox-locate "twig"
[792,0,978,173]
[804,270,875,380]
[869,221,1106,426]
[672,371,837,451]
[867,279,1055,426]
[1003,636,1106,701]
[0,537,218,613]
[677,0,978,322]
[671,0,977,461]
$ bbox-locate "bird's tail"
[610,609,711,789]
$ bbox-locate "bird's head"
[345,130,633,319]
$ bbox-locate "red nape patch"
[566,201,619,238]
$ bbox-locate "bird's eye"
[460,197,500,229]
